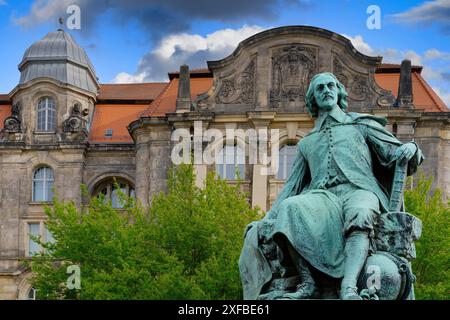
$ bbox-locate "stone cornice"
[8,77,98,101]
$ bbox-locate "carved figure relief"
[270,45,317,107]
[63,103,88,132]
[4,102,22,132]
[215,60,255,104]
[333,57,369,101]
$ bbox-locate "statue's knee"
[344,209,378,236]
[280,197,298,212]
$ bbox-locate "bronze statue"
[240,72,424,300]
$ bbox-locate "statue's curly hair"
[305,72,348,118]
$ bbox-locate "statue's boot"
[282,243,319,299]
[340,231,370,300]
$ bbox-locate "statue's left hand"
[393,143,417,165]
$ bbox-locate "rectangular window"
[46,180,54,201]
[45,225,55,244]
[33,181,44,201]
[28,223,41,256]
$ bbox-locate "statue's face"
[312,74,339,112]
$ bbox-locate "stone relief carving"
[215,60,255,104]
[333,57,369,101]
[4,102,22,133]
[269,45,317,107]
[333,56,396,107]
[63,103,87,132]
[62,103,89,142]
[350,75,369,101]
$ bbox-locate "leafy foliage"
[27,164,261,299]
[405,174,450,300]
[28,167,448,300]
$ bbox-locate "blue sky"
[0,0,449,105]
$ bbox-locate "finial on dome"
[58,17,64,31]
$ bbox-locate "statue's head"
[305,72,348,118]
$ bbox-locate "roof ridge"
[413,72,447,112]
[139,80,174,118]
[148,79,175,117]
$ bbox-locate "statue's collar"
[313,106,347,131]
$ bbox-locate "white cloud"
[342,34,424,65]
[391,0,450,34]
[403,50,422,65]
[13,0,73,27]
[112,71,148,84]
[154,34,208,59]
[342,34,374,56]
[425,49,450,60]
[153,25,266,59]
[422,67,444,81]
[432,87,450,107]
[375,48,422,65]
[112,25,266,83]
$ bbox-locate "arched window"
[32,166,54,202]
[37,97,56,131]
[277,144,297,180]
[215,145,245,180]
[94,178,135,209]
[27,288,37,300]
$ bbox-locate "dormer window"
[37,97,56,132]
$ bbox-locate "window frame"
[26,221,55,257]
[93,178,135,209]
[276,144,298,180]
[215,144,246,180]
[32,166,54,202]
[27,288,37,300]
[36,96,56,132]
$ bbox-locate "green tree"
[405,174,450,300]
[27,164,261,299]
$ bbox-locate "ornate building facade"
[0,26,448,299]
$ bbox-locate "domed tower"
[19,29,98,94]
[7,29,99,144]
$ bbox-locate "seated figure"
[239,72,424,300]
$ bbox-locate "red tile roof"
[0,105,11,130]
[374,72,448,112]
[98,83,168,101]
[140,77,214,117]
[88,104,149,143]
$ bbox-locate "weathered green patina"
[239,73,424,300]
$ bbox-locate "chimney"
[176,65,191,113]
[394,59,413,108]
